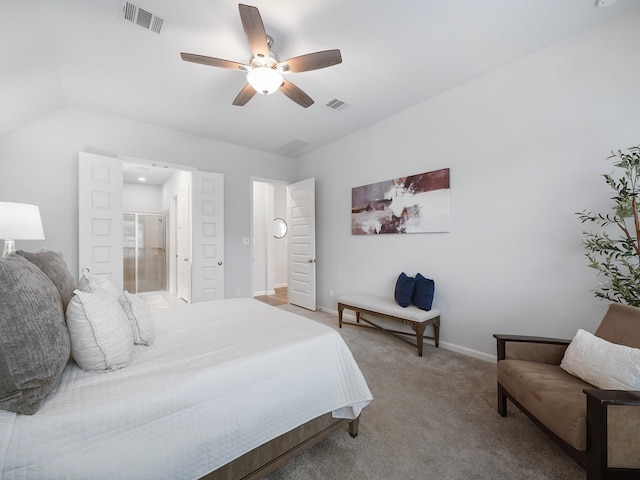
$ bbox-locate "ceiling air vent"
[121,2,164,34]
[326,98,347,110]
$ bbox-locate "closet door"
[78,152,124,292]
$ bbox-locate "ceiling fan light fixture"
[247,66,283,95]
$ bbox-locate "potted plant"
[577,146,640,307]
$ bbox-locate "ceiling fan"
[180,3,342,108]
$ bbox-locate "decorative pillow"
[394,272,415,308]
[66,289,133,372]
[0,255,71,414]
[560,329,640,390]
[78,270,120,299]
[412,273,435,311]
[119,291,155,346]
[16,249,76,312]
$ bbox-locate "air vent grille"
[326,98,347,110]
[121,2,164,34]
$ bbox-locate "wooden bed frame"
[202,413,360,479]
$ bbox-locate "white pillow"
[78,271,120,299]
[66,289,134,372]
[118,291,155,346]
[560,328,640,390]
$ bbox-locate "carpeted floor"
[264,304,585,480]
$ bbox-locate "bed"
[0,253,373,480]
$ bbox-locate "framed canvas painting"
[352,168,450,235]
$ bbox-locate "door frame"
[250,177,291,300]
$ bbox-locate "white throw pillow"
[66,289,134,372]
[560,328,640,390]
[118,291,156,346]
[78,271,120,299]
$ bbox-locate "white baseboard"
[318,306,495,363]
[274,283,288,289]
[253,289,276,297]
[438,342,495,363]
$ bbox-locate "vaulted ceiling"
[2,0,638,157]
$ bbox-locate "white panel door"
[78,152,124,293]
[191,171,224,302]
[176,185,191,303]
[287,178,316,310]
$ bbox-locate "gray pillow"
[0,254,71,414]
[16,250,76,312]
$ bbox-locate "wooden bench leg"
[412,322,427,357]
[434,319,440,348]
[338,304,344,328]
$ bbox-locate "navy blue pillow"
[394,272,415,307]
[413,273,435,311]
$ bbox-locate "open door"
[287,178,316,310]
[78,152,124,292]
[191,171,225,302]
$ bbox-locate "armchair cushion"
[595,302,640,348]
[560,328,640,390]
[497,360,593,450]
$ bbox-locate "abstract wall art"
[351,168,450,235]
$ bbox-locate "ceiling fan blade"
[279,49,342,73]
[238,4,269,58]
[232,84,257,106]
[280,79,314,108]
[180,53,248,71]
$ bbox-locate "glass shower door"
[123,213,167,294]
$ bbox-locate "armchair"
[494,303,640,480]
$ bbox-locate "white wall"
[297,11,640,359]
[0,107,297,298]
[123,182,163,213]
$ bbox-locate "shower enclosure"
[123,213,167,293]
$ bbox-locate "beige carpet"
[265,304,585,480]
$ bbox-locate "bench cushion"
[338,293,440,323]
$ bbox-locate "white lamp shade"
[247,67,283,95]
[0,202,45,240]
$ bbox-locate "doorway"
[252,180,288,304]
[79,153,224,304]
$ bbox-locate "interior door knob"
[218,261,223,266]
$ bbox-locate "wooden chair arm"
[584,389,640,406]
[493,334,570,361]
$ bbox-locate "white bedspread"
[0,299,373,480]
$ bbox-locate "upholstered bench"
[337,293,440,356]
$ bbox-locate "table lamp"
[0,202,45,258]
